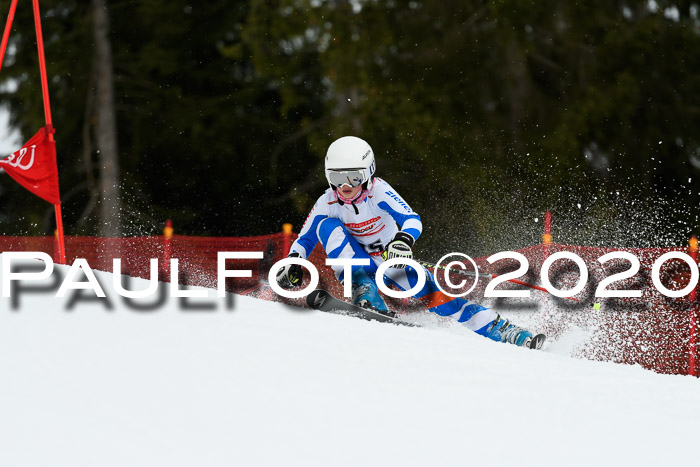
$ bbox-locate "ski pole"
[416,259,580,302]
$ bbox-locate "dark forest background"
[1,0,699,256]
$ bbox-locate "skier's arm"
[288,198,329,259]
[278,196,330,289]
[375,184,422,242]
[375,182,422,268]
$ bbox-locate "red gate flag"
[0,125,60,204]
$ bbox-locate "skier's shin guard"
[383,266,499,334]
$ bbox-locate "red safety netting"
[1,235,697,376]
[490,243,697,376]
[0,233,294,291]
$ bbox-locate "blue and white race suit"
[290,178,499,335]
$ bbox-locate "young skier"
[276,136,545,349]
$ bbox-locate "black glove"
[276,252,304,289]
[381,231,414,268]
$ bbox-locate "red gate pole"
[53,203,66,263]
[32,0,51,126]
[689,236,698,377]
[32,0,66,263]
[0,0,19,72]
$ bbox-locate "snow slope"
[1,255,699,467]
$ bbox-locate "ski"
[305,289,418,327]
[304,289,546,347]
[528,334,547,350]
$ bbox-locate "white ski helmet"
[324,136,376,190]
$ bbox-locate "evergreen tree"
[0,1,697,247]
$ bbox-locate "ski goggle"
[327,169,369,188]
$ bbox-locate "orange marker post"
[163,219,173,279]
[542,211,552,258]
[689,235,698,377]
[282,223,293,257]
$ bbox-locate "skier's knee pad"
[317,217,376,279]
[383,265,432,296]
[316,217,346,244]
[317,218,355,257]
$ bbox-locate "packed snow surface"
[1,255,699,467]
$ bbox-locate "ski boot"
[484,314,546,349]
[351,268,395,318]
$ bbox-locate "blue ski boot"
[351,268,394,317]
[484,314,545,349]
